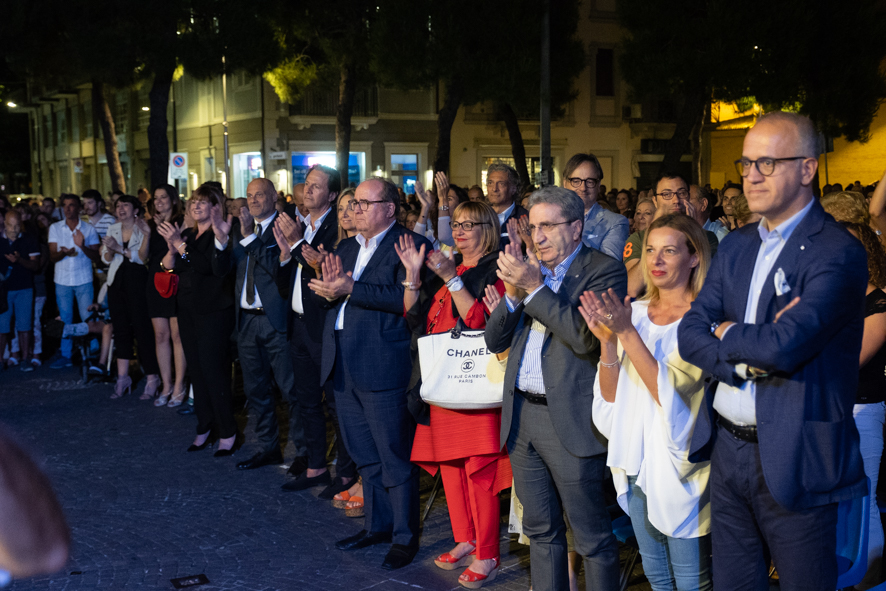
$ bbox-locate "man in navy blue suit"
[678,111,867,590]
[309,177,431,570]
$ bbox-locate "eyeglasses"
[566,177,600,190]
[735,157,807,177]
[527,221,577,234]
[347,199,386,211]
[449,220,489,231]
[655,189,689,201]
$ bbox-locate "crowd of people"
[1,110,884,591]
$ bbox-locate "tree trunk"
[690,101,710,185]
[659,87,707,179]
[335,61,356,188]
[433,79,463,174]
[148,64,174,191]
[92,80,126,194]
[500,103,531,188]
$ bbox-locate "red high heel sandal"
[458,557,499,589]
[434,544,476,571]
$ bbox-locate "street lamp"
[7,102,17,108]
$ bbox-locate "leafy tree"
[372,0,583,186]
[2,0,280,193]
[266,0,376,186]
[618,0,886,183]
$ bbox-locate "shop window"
[232,152,264,198]
[390,154,418,194]
[291,152,365,189]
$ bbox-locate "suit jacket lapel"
[542,245,590,341]
[359,223,400,280]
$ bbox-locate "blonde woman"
[581,214,712,591]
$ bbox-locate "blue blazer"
[678,200,867,511]
[319,223,432,392]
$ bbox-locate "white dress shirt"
[335,220,397,330]
[48,219,99,286]
[287,208,331,314]
[215,212,277,310]
[713,198,814,425]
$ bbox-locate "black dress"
[145,215,183,319]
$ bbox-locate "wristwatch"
[710,321,721,335]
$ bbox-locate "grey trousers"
[237,313,306,457]
[508,394,619,591]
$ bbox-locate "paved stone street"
[1,364,650,591]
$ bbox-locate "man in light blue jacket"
[561,153,629,260]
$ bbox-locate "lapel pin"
[800,245,805,250]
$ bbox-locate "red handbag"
[154,271,179,298]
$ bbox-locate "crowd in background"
[1,110,885,591]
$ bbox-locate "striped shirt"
[506,243,583,395]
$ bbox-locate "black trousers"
[107,263,158,374]
[289,314,356,477]
[711,423,839,591]
[237,312,306,457]
[178,304,237,439]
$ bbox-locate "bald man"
[213,178,307,475]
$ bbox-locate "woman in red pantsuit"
[396,201,512,589]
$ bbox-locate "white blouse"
[592,301,711,539]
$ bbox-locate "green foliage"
[263,57,319,104]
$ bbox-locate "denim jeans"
[853,402,885,590]
[55,282,93,358]
[628,475,713,591]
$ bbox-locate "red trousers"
[440,459,501,560]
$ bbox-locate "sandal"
[167,387,187,408]
[344,496,365,518]
[435,543,476,570]
[459,557,499,589]
[332,490,353,509]
[154,391,173,407]
[140,376,161,401]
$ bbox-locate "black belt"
[241,307,265,316]
[718,416,758,443]
[516,388,548,406]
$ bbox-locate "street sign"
[169,152,188,180]
[269,151,287,160]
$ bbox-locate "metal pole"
[222,55,231,198]
[540,0,553,187]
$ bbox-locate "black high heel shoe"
[187,433,215,452]
[213,434,242,458]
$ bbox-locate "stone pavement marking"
[0,364,649,591]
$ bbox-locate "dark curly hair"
[841,221,886,289]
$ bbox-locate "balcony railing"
[288,87,378,118]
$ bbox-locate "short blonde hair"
[641,214,710,303]
[451,201,500,256]
[821,191,870,225]
[731,193,755,226]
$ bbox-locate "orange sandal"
[331,490,352,509]
[459,557,499,589]
[344,496,364,518]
